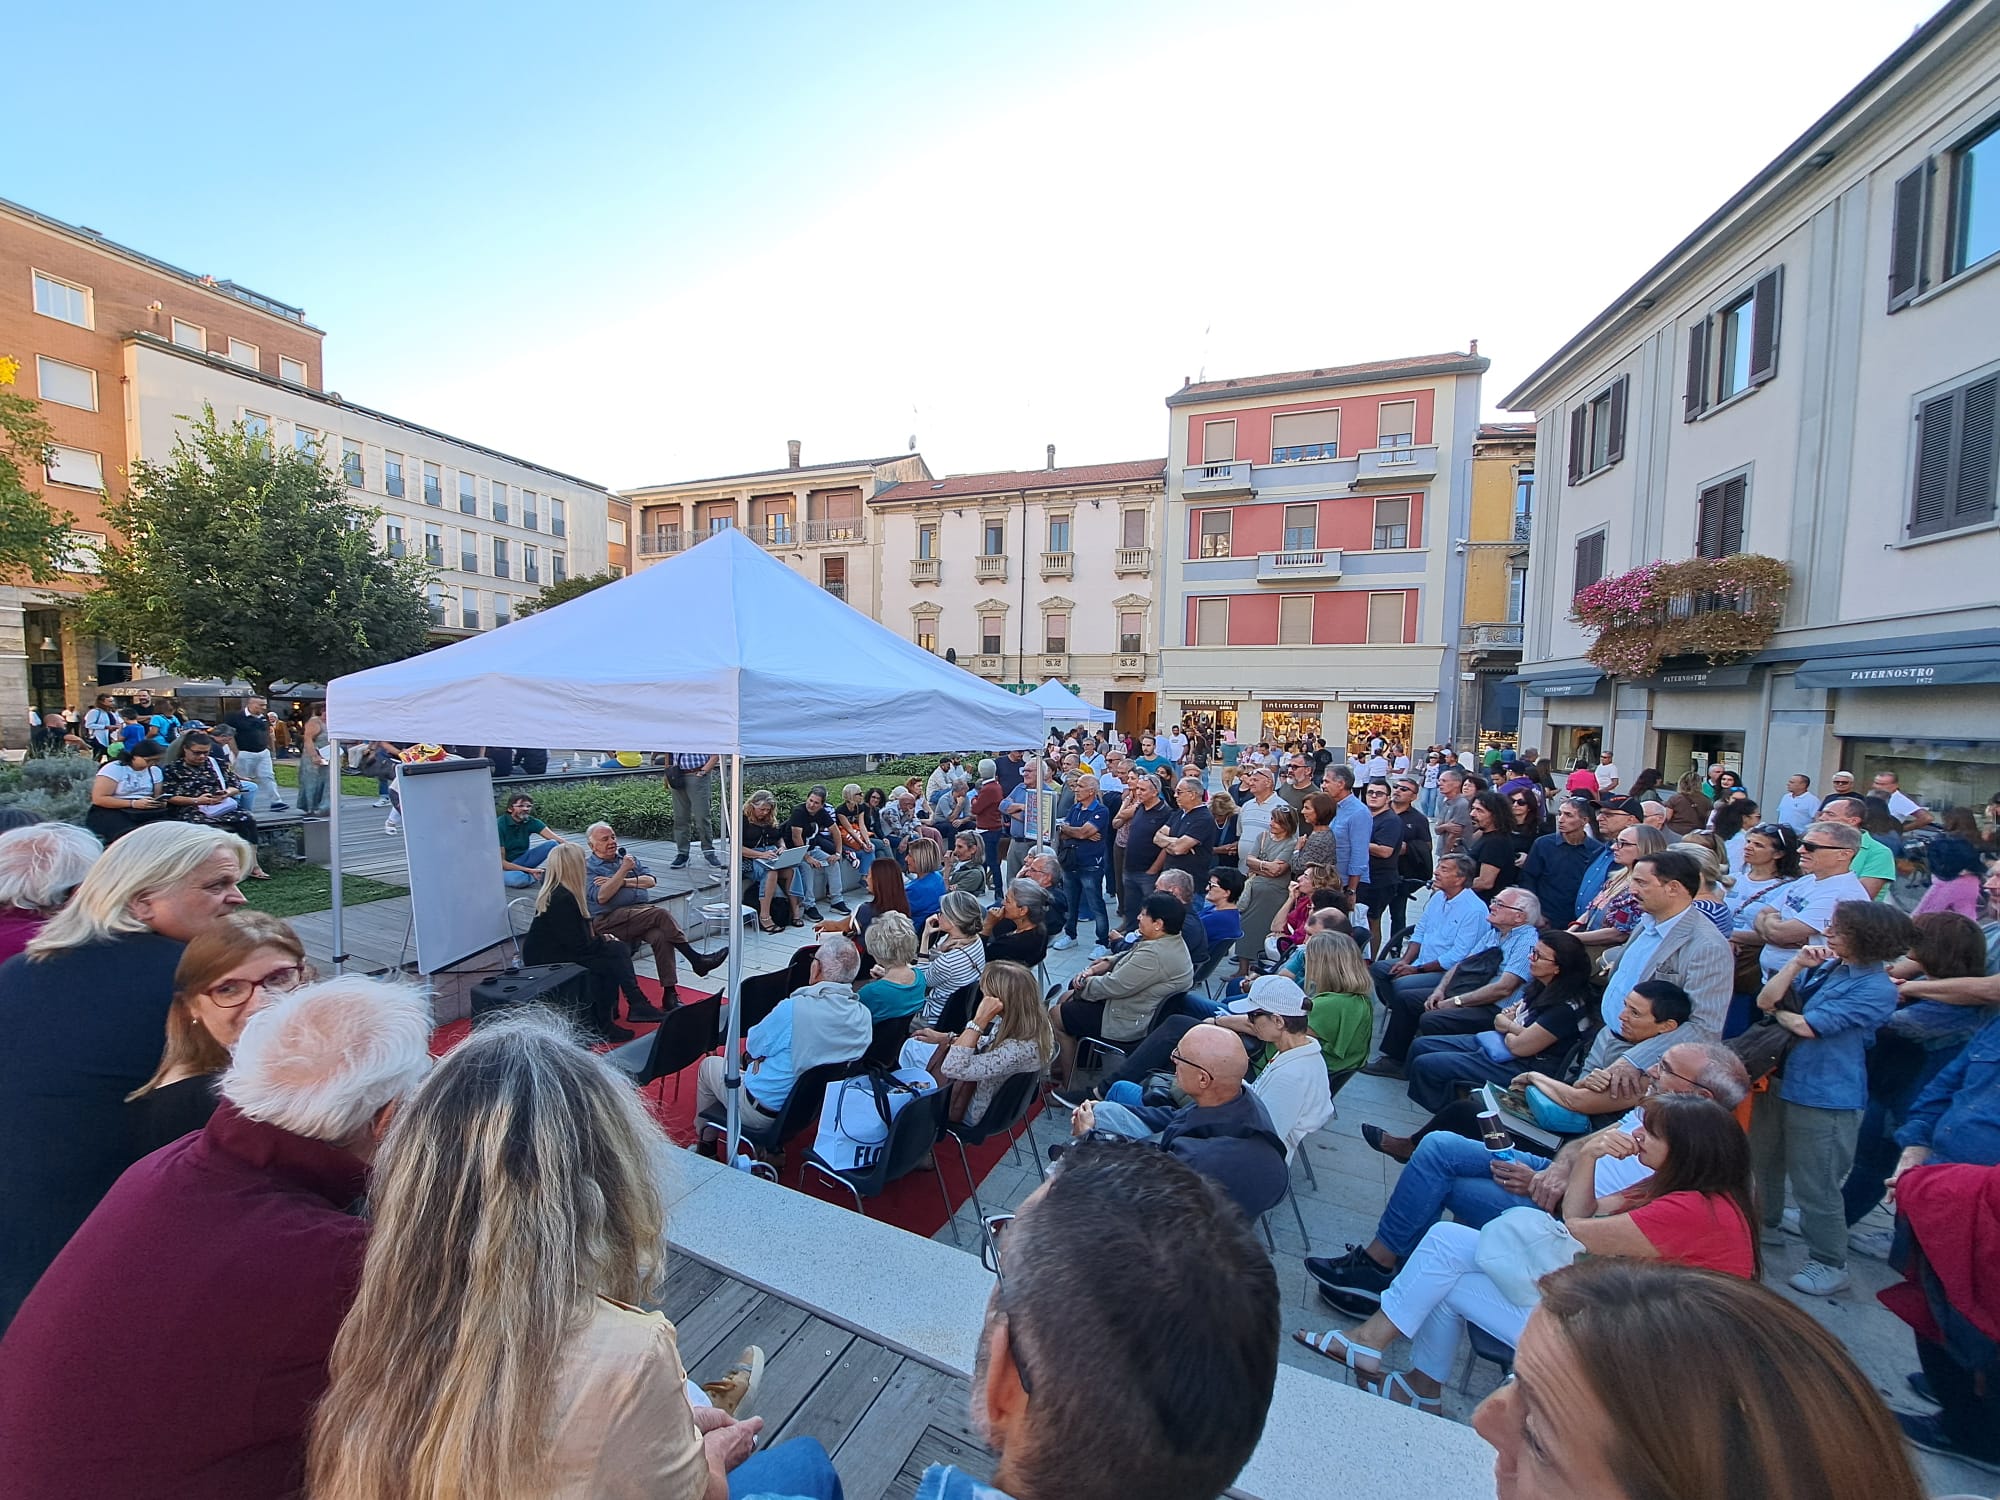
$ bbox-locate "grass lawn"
[237,863,407,919]
[273,762,381,800]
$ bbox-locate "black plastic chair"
[696,1056,861,1160]
[607,994,722,1099]
[862,1014,914,1069]
[1459,1324,1516,1393]
[800,1086,954,1229]
[1077,991,1188,1076]
[733,969,795,1035]
[929,980,985,1037]
[942,1069,1044,1221]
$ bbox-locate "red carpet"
[429,978,1042,1239]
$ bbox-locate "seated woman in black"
[523,843,648,1042]
[84,740,172,844]
[158,732,269,880]
[981,878,1050,969]
[1359,928,1596,1160]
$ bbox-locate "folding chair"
[606,994,723,1102]
[941,1071,1044,1222]
[800,1087,954,1233]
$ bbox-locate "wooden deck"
[659,1256,995,1500]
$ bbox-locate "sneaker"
[1893,1411,2000,1475]
[1088,944,1112,960]
[670,852,691,869]
[1049,1086,1097,1111]
[1358,1056,1406,1080]
[1848,1225,1895,1261]
[270,801,289,811]
[702,1345,766,1420]
[372,796,391,808]
[1050,933,1076,950]
[803,905,824,922]
[626,1001,670,1023]
[1787,1260,1851,1297]
[1907,1370,1939,1406]
[830,901,850,915]
[1304,1245,1395,1304]
[383,817,401,836]
[1779,1206,1802,1237]
[1317,1283,1382,1319]
[704,850,723,868]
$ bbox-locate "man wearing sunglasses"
[952,1143,1276,1500]
[1753,821,1869,980]
[1064,1021,1287,1221]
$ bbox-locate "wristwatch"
[1451,997,1464,1007]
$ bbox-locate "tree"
[0,356,81,581]
[83,407,433,694]
[514,569,621,617]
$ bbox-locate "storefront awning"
[1647,662,1754,691]
[1793,646,2000,690]
[1513,669,1604,698]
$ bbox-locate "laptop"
[761,844,809,870]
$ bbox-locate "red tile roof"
[1167,351,1488,405]
[873,458,1166,505]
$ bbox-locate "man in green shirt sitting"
[499,794,565,888]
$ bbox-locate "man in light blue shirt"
[1325,765,1373,897]
[1368,854,1491,1013]
[1364,887,1542,1074]
[1776,773,1819,836]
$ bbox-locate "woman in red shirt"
[1295,1092,1757,1413]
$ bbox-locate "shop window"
[1843,737,2000,817]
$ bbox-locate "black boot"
[682,944,729,977]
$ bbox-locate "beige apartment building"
[125,337,612,636]
[621,443,932,614]
[872,453,1168,731]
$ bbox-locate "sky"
[8,0,1951,488]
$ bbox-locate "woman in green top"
[1302,930,1374,1078]
[855,910,927,1022]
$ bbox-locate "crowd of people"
[0,713,1995,1498]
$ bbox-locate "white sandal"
[1291,1328,1384,1377]
[1378,1370,1444,1416]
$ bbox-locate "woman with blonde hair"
[0,820,100,963]
[127,911,308,1154]
[903,958,1052,1125]
[902,832,946,928]
[524,842,645,1042]
[854,909,926,1023]
[1669,840,1736,938]
[0,821,249,1328]
[1570,823,1669,951]
[307,1011,843,1500]
[1301,929,1375,1079]
[737,789,792,932]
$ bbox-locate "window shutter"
[1685,319,1710,421]
[1747,269,1782,386]
[1910,392,1956,537]
[1720,475,1746,554]
[1696,484,1720,557]
[1605,378,1628,465]
[1567,406,1586,483]
[1952,374,1997,528]
[1573,532,1605,596]
[1888,163,1932,311]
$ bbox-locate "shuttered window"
[1376,401,1417,448]
[1270,409,1340,462]
[1278,594,1313,644]
[1202,420,1237,463]
[1198,510,1232,558]
[1890,163,1934,310]
[1122,509,1148,547]
[1572,530,1607,597]
[1695,474,1747,557]
[1566,377,1627,482]
[1909,372,1999,539]
[1688,270,1782,413]
[1193,597,1228,646]
[1365,592,1406,644]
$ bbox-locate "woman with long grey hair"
[307,1012,842,1500]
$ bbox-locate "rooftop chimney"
[1046,444,1056,471]
[1468,339,1479,355]
[787,439,802,469]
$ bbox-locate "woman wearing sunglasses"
[126,911,310,1155]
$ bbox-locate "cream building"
[1504,0,2000,814]
[872,454,1167,731]
[621,443,931,615]
[125,334,612,636]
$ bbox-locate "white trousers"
[234,748,278,807]
[1378,1221,1531,1381]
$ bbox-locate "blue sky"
[10,0,1949,486]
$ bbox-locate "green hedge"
[523,770,919,841]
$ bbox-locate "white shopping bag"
[811,1065,938,1173]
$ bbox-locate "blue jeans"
[297,757,329,814]
[502,840,556,888]
[1091,1097,1156,1139]
[728,1436,844,1499]
[1065,862,1109,944]
[980,829,1004,891]
[1105,1080,1147,1109]
[1376,1131,1549,1258]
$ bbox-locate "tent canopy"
[1025,677,1115,724]
[325,528,1044,756]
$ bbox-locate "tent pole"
[328,741,347,975]
[723,751,744,1165]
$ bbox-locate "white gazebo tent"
[1023,676,1115,725]
[326,528,1045,1156]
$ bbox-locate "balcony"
[1463,622,1524,648]
[1255,547,1343,584]
[1115,653,1147,678]
[969,654,1004,678]
[1512,513,1533,545]
[1181,460,1254,499]
[751,521,797,547]
[910,557,941,584]
[640,528,685,557]
[1039,652,1070,676]
[801,518,864,544]
[1040,550,1072,579]
[424,545,444,567]
[1114,546,1153,575]
[975,554,1008,582]
[387,539,407,559]
[1269,442,1339,465]
[823,580,847,602]
[1353,444,1440,484]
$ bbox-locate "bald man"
[1066,1021,1288,1219]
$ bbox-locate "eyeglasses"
[1799,841,1837,854]
[1613,836,1640,848]
[1646,1056,1701,1090]
[205,962,312,1009]
[978,1213,1034,1396]
[1169,1050,1214,1082]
